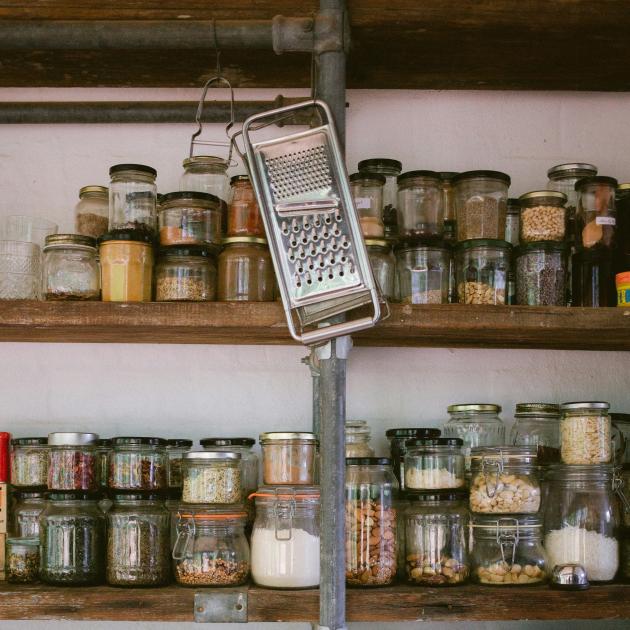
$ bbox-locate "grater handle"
[242,99,329,138]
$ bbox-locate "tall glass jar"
[510,403,561,464]
[12,491,47,538]
[182,451,242,504]
[108,437,168,493]
[516,242,567,306]
[217,237,274,301]
[358,158,402,240]
[396,245,450,304]
[560,401,612,465]
[155,246,216,302]
[366,239,396,301]
[259,432,318,485]
[180,156,229,203]
[10,437,48,489]
[345,420,375,458]
[575,175,618,252]
[345,458,398,586]
[615,183,630,274]
[396,171,443,243]
[166,439,192,491]
[505,198,520,246]
[75,185,109,238]
[158,191,222,248]
[571,248,616,307]
[47,432,98,492]
[386,428,441,492]
[6,536,40,584]
[518,191,567,243]
[456,239,511,305]
[404,438,465,491]
[350,172,385,237]
[439,172,458,244]
[109,164,157,236]
[227,175,264,238]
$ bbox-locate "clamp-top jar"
[404,438,465,490]
[510,403,560,464]
[109,163,157,236]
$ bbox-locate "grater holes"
[324,216,332,225]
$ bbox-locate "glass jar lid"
[167,439,193,448]
[455,238,512,252]
[48,432,98,446]
[259,432,318,443]
[574,176,618,191]
[200,437,255,447]
[183,451,241,461]
[385,428,441,440]
[470,446,538,464]
[515,403,560,416]
[6,536,40,548]
[547,163,597,179]
[448,403,502,413]
[397,170,441,185]
[452,170,511,185]
[405,437,463,448]
[395,243,449,255]
[346,457,391,466]
[111,436,167,446]
[560,401,610,411]
[518,190,567,204]
[11,437,47,446]
[109,163,157,177]
[222,236,268,246]
[358,158,402,175]
[472,514,542,531]
[349,171,386,185]
[79,185,108,197]
[183,155,229,170]
[44,234,97,249]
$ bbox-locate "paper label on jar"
[596,216,616,226]
[354,197,371,209]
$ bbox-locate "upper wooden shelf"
[0,301,628,350]
[0,1,629,90]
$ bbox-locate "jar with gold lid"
[227,175,265,238]
[75,185,109,238]
[217,237,274,301]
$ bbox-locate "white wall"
[0,88,629,630]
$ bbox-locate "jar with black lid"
[397,170,443,243]
[439,172,459,244]
[159,190,222,248]
[404,438,465,491]
[108,437,168,493]
[358,158,402,240]
[10,437,48,489]
[385,428,441,492]
[518,191,567,243]
[505,198,520,246]
[365,239,396,301]
[94,438,112,490]
[109,163,157,236]
[155,246,216,302]
[350,172,386,238]
[166,439,193,491]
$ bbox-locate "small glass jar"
[259,432,318,485]
[510,403,561,465]
[40,493,106,585]
[516,241,567,306]
[6,537,40,584]
[396,245,450,304]
[10,437,48,489]
[94,439,112,490]
[518,191,567,243]
[106,495,170,586]
[397,170,443,242]
[180,156,230,204]
[404,438,465,491]
[12,491,47,538]
[173,505,250,586]
[155,246,216,302]
[43,234,100,301]
[350,172,385,237]
[250,486,320,588]
[217,237,274,301]
[471,515,547,585]
[345,420,375,458]
[366,239,396,301]
[227,175,264,238]
[405,493,469,586]
[0,240,42,300]
[108,437,168,493]
[456,239,511,305]
[109,163,157,236]
[358,158,402,240]
[439,172,458,244]
[386,428,441,492]
[575,175,617,251]
[345,458,398,586]
[560,401,612,465]
[166,439,192,491]
[75,185,109,239]
[611,412,630,467]
[182,451,242,504]
[159,191,222,248]
[572,248,616,307]
[47,432,98,492]
[505,198,520,246]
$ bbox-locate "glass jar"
[47,432,98,492]
[405,493,469,586]
[471,515,547,585]
[166,439,192,491]
[455,239,511,305]
[350,172,385,238]
[43,234,100,301]
[173,505,250,586]
[366,239,396,301]
[404,438,465,491]
[227,175,264,238]
[386,428,441,492]
[106,495,170,586]
[560,401,612,465]
[505,198,520,246]
[159,191,222,248]
[182,451,242,504]
[396,170,443,243]
[0,240,41,299]
[10,437,48,489]
[108,437,168,493]
[99,231,154,302]
[40,493,106,585]
[516,241,567,306]
[616,184,630,274]
[345,458,398,586]
[575,175,617,252]
[12,491,47,538]
[259,432,318,485]
[439,172,458,244]
[155,246,216,302]
[345,420,375,458]
[611,412,630,467]
[200,438,259,499]
[94,439,111,490]
[217,237,274,301]
[358,158,402,240]
[250,486,320,588]
[396,245,450,304]
[454,171,510,240]
[571,248,616,307]
[470,447,541,514]
[180,156,229,204]
[75,185,109,238]
[109,163,157,236]
[510,403,561,465]
[6,537,40,584]
[518,191,567,243]
[544,464,619,582]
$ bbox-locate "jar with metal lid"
[259,432,318,485]
[75,185,109,238]
[345,420,375,458]
[12,491,46,538]
[173,504,250,586]
[505,198,520,246]
[456,239,511,305]
[6,537,40,583]
[365,239,396,301]
[439,172,458,244]
[470,447,541,514]
[94,439,111,490]
[350,171,385,237]
[386,428,441,492]
[396,245,450,304]
[166,439,192,491]
[575,175,618,252]
[108,437,168,493]
[0,240,41,299]
[180,156,229,203]
[155,246,216,302]
[47,432,98,492]
[109,163,157,236]
[510,403,561,464]
[516,241,567,306]
[200,438,259,499]
[40,492,106,585]
[560,401,612,465]
[471,515,547,585]
[544,464,620,582]
[405,492,469,585]
[182,451,242,504]
[106,494,170,586]
[396,170,443,242]
[345,457,398,586]
[250,486,320,588]
[572,247,616,307]
[158,191,222,248]
[227,174,264,238]
[404,438,465,491]
[358,158,402,240]
[10,437,48,489]
[519,191,567,243]
[217,237,274,301]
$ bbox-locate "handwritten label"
[596,216,616,226]
[354,197,371,209]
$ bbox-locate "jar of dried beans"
[12,491,47,538]
[259,432,318,485]
[560,401,612,465]
[396,244,450,304]
[404,438,465,491]
[10,437,48,489]
[166,439,192,491]
[516,242,567,306]
[108,437,168,493]
[575,176,618,252]
[6,537,40,584]
[47,432,98,492]
[350,172,385,237]
[358,158,402,240]
[158,191,222,248]
[386,428,441,492]
[155,246,217,302]
[396,170,443,243]
[75,185,109,239]
[519,190,567,243]
[109,163,157,237]
[182,451,242,504]
[227,175,265,237]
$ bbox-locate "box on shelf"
[0,483,6,534]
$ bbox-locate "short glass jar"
[109,163,157,236]
[404,438,465,491]
[166,439,192,491]
[575,176,618,251]
[10,437,48,489]
[366,239,396,301]
[560,401,612,465]
[6,537,40,584]
[155,246,216,302]
[260,432,318,485]
[159,191,222,248]
[94,439,112,490]
[227,175,265,238]
[217,237,274,301]
[510,403,561,465]
[108,437,168,493]
[518,191,567,243]
[505,198,520,246]
[47,432,98,492]
[180,156,230,204]
[516,241,567,306]
[0,240,41,299]
[345,420,375,458]
[358,158,402,240]
[440,172,458,244]
[43,234,100,301]
[350,172,385,237]
[396,170,443,242]
[182,451,242,504]
[75,185,109,238]
[455,239,511,305]
[386,428,441,492]
[396,245,450,304]
[12,491,47,538]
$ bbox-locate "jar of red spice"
[47,432,99,492]
[227,175,265,238]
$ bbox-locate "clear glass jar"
[108,437,168,493]
[10,437,48,489]
[396,245,450,304]
[200,438,258,499]
[510,403,561,464]
[155,246,216,302]
[227,175,264,238]
[618,467,630,528]
[439,172,458,245]
[166,439,192,490]
[159,191,222,247]
[345,420,375,458]
[182,451,242,504]
[560,401,612,465]
[350,172,385,238]
[470,447,541,514]
[109,163,157,236]
[345,458,398,586]
[6,536,40,584]
[611,412,630,467]
[180,156,229,204]
[217,237,274,301]
[471,515,547,585]
[397,170,443,242]
[6,215,58,249]
[250,486,320,588]
[456,239,511,305]
[505,198,520,246]
[386,428,441,492]
[616,184,630,266]
[173,505,250,586]
[43,234,100,301]
[259,432,318,485]
[0,240,41,299]
[544,464,619,582]
[405,493,469,585]
[358,158,402,240]
[12,491,46,538]
[518,190,567,243]
[106,495,170,586]
[572,248,616,307]
[366,239,396,301]
[47,432,98,491]
[575,175,618,252]
[404,438,465,491]
[40,493,106,585]
[516,241,567,306]
[75,185,109,238]
[94,439,111,490]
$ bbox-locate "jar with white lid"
[358,158,402,240]
[510,403,561,464]
[47,432,99,492]
[386,428,441,492]
[404,438,465,491]
[109,163,157,236]
[560,401,612,465]
[75,185,109,238]
[260,432,318,485]
[345,420,375,458]
[350,172,385,237]
[11,437,48,489]
[182,451,242,504]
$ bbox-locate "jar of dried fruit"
[560,401,612,465]
[350,172,385,238]
[575,176,618,252]
[155,247,217,302]
[75,185,109,238]
[108,437,168,493]
[259,432,318,485]
[47,432,99,492]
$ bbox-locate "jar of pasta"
[259,432,318,485]
[560,401,612,465]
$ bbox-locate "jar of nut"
[404,438,465,491]
[518,190,567,243]
[560,401,612,465]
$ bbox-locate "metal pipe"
[302,351,321,435]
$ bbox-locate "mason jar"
[358,158,402,240]
[439,172,458,244]
[456,239,511,305]
[6,537,40,584]
[350,172,385,238]
[345,420,375,458]
[575,176,618,252]
[396,170,443,243]
[75,185,109,238]
[505,198,520,246]
[158,191,222,248]
[12,491,46,538]
[10,437,48,489]
[260,432,318,486]
[366,239,396,301]
[519,191,567,243]
[227,175,264,238]
[108,437,168,493]
[516,241,567,306]
[182,451,242,504]
[180,156,230,204]
[217,237,274,301]
[47,432,98,492]
[404,438,465,491]
[109,163,157,236]
[155,246,216,302]
[386,428,441,492]
[510,403,561,465]
[396,245,450,304]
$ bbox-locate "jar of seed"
[10,437,48,489]
[6,537,40,583]
[516,242,567,306]
[108,437,168,493]
[518,190,567,243]
[155,246,217,302]
[182,451,242,504]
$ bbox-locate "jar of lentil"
[217,237,274,301]
[345,420,375,458]
[397,170,443,243]
[386,428,441,492]
[505,198,520,246]
[106,494,170,586]
[455,239,511,305]
[575,176,618,252]
[404,438,465,491]
[366,239,396,301]
[350,172,385,237]
[516,241,567,306]
[180,156,229,204]
[182,451,242,504]
[518,191,567,243]
[439,172,458,244]
[155,246,216,302]
[75,185,109,239]
[12,491,47,538]
[10,437,48,489]
[47,432,98,492]
[6,537,40,584]
[259,432,318,485]
[560,401,612,465]
[396,245,450,304]
[158,191,222,248]
[510,403,561,464]
[166,439,192,491]
[94,439,111,490]
[358,158,402,240]
[227,175,265,238]
[109,163,157,236]
[108,437,168,493]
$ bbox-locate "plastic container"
[109,163,157,236]
[396,245,450,304]
[10,437,48,489]
[510,403,561,465]
[259,432,318,485]
[575,176,617,252]
[0,240,42,299]
[155,246,216,302]
[166,439,193,490]
[516,241,567,306]
[217,237,274,301]
[404,438,465,490]
[5,215,58,248]
[108,437,168,493]
[560,401,612,465]
[12,491,47,537]
[75,185,109,238]
[350,172,385,237]
[358,158,402,240]
[47,432,98,492]
[227,175,265,238]
[182,451,242,504]
[385,428,441,492]
[365,239,396,301]
[396,170,443,242]
[158,191,222,248]
[180,156,230,203]
[345,420,375,458]
[618,271,630,306]
[518,191,567,243]
[6,537,40,583]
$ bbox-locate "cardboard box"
[0,484,6,534]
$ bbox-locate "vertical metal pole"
[302,352,321,434]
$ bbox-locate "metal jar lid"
[455,238,512,252]
[470,446,538,463]
[44,234,97,249]
[161,190,221,207]
[79,185,108,197]
[438,171,459,181]
[166,439,193,448]
[405,437,463,448]
[346,457,391,466]
[183,155,229,169]
[574,176,618,191]
[11,437,47,446]
[448,403,502,413]
[222,236,268,246]
[547,163,597,179]
[385,428,441,440]
[507,198,521,213]
[95,438,112,447]
[109,163,157,177]
[184,451,241,460]
[259,432,318,443]
[404,490,468,503]
[560,401,610,411]
[200,437,255,447]
[617,183,630,191]
[364,239,390,248]
[518,190,567,204]
[349,171,386,185]
[515,403,560,416]
[358,158,402,175]
[47,432,98,446]
[452,170,511,186]
[397,170,441,185]
[111,437,167,446]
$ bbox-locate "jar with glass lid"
[404,438,465,491]
[217,237,274,301]
[108,437,168,493]
[166,439,192,491]
[260,432,318,485]
[456,239,511,305]
[180,156,229,203]
[510,403,560,464]
[516,242,567,306]
[227,175,265,238]
[75,185,109,238]
[505,198,520,246]
[345,457,398,586]
[397,170,443,243]
[439,172,458,244]
[158,191,222,248]
[182,451,242,504]
[518,191,567,243]
[575,176,618,252]
[358,158,402,240]
[11,437,48,489]
[155,246,216,302]
[560,401,612,465]
[12,491,46,538]
[109,163,157,236]
[396,245,450,304]
[6,537,40,584]
[345,420,375,458]
[365,239,396,301]
[250,486,320,588]
[386,428,441,492]
[350,172,385,238]
[47,432,98,492]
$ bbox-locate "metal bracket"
[315,335,353,361]
[313,9,349,55]
[272,15,315,54]
[272,11,348,55]
[194,590,247,623]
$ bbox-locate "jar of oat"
[518,190,567,243]
[404,438,465,491]
[158,191,222,248]
[470,447,541,514]
[10,437,48,489]
[396,245,450,304]
[560,401,612,465]
[405,492,469,586]
[386,428,441,492]
[259,432,318,485]
[345,457,398,586]
[510,403,561,465]
[396,170,444,243]
[358,158,402,240]
[365,239,396,301]
[182,451,242,504]
[75,185,109,238]
[350,172,385,237]
[155,247,216,302]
